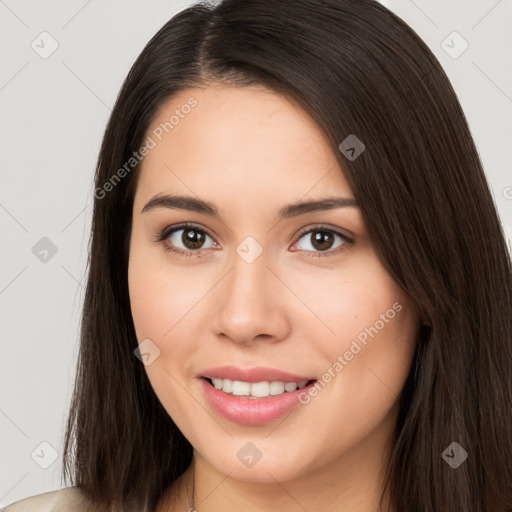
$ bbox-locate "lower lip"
[199,377,317,426]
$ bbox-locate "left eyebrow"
[140,193,359,219]
[278,197,359,218]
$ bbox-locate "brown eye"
[179,227,207,250]
[159,223,218,255]
[309,230,336,251]
[292,226,351,257]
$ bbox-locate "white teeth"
[269,381,285,395]
[232,380,251,396]
[222,379,233,393]
[208,378,310,398]
[284,382,298,392]
[250,381,270,397]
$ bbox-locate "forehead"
[134,84,353,212]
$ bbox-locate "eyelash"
[153,222,353,259]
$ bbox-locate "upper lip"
[200,365,316,383]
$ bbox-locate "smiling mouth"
[202,376,317,399]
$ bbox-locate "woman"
[3,0,511,511]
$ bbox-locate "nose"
[209,248,291,346]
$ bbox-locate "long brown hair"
[61,1,512,510]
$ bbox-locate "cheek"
[128,241,205,342]
[286,253,413,353]
[127,241,215,408]
[128,246,203,426]
[294,256,418,424]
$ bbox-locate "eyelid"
[156,221,210,236]
[294,223,353,241]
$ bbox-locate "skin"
[127,83,420,512]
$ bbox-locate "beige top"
[0,487,146,512]
[0,487,97,512]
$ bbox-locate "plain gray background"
[1,0,511,507]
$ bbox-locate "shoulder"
[0,486,96,512]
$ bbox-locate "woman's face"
[128,83,419,484]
